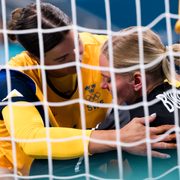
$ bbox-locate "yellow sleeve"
[2,102,92,159]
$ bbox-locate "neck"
[131,81,163,104]
[147,80,164,94]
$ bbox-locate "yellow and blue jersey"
[0,32,112,176]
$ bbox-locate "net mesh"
[0,0,180,179]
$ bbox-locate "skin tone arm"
[0,168,21,180]
[89,114,176,159]
[2,102,176,160]
[0,115,175,180]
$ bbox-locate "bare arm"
[0,168,21,180]
[89,114,176,159]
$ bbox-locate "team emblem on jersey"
[84,84,104,111]
[85,92,101,102]
[85,84,101,102]
[2,89,23,102]
[84,84,96,93]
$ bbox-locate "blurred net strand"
[144,165,180,180]
[1,11,179,35]
[26,173,122,180]
[104,0,123,179]
[1,0,19,179]
[1,50,178,77]
[0,125,177,146]
[135,0,153,178]
[0,0,179,179]
[1,50,171,71]
[36,0,54,179]
[71,0,91,180]
[0,91,168,110]
[165,0,180,179]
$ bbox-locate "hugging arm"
[89,114,176,159]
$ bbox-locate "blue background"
[1,0,179,65]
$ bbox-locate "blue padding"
[0,69,36,93]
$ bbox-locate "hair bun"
[7,8,23,42]
[11,8,23,21]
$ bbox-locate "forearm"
[21,127,92,159]
[2,102,92,159]
[89,114,177,158]
[88,130,117,154]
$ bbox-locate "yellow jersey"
[0,32,112,176]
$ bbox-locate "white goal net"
[0,0,180,180]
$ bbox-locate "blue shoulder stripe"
[0,69,36,93]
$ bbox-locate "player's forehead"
[45,30,76,58]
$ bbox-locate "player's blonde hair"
[101,26,180,84]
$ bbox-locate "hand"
[0,168,22,180]
[120,113,176,159]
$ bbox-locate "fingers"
[151,150,171,159]
[153,125,175,135]
[148,113,157,123]
[155,133,176,142]
[166,142,177,149]
[135,113,157,125]
[169,133,176,141]
[151,141,177,149]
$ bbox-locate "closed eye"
[58,55,67,62]
[101,73,111,83]
[54,54,68,62]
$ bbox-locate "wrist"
[119,129,127,151]
[88,130,117,154]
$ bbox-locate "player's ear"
[132,72,142,91]
[26,51,40,64]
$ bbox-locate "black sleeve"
[95,101,131,130]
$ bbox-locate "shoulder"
[7,52,41,84]
[149,82,173,98]
[0,69,36,93]
[0,69,37,114]
[79,32,108,46]
[8,51,38,67]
